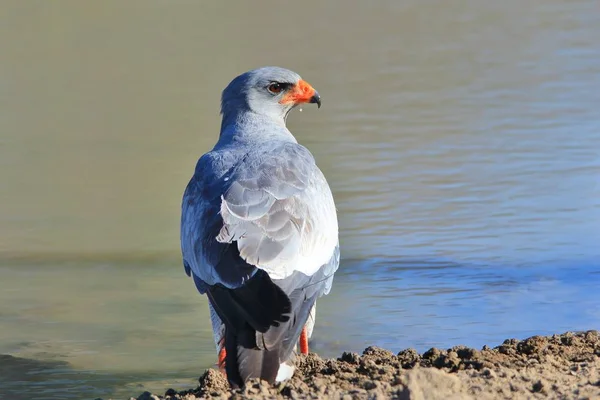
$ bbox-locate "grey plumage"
[180,66,339,387]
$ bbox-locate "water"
[1,1,599,399]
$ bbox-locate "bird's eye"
[267,82,283,94]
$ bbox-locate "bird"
[180,66,340,388]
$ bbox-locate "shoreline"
[127,330,600,399]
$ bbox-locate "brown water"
[1,1,600,399]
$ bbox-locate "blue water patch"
[312,259,600,356]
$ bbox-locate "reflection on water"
[319,259,600,354]
[1,0,600,398]
[1,259,599,399]
[0,354,120,400]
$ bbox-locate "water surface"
[1,1,599,399]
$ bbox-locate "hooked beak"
[309,91,321,108]
[280,79,322,109]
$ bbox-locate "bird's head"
[221,66,321,125]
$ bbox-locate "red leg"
[217,337,227,375]
[299,326,309,354]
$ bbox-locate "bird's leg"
[299,326,309,354]
[217,337,227,375]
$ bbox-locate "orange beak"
[279,79,321,108]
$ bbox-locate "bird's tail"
[207,269,320,388]
[224,327,282,387]
[206,269,292,387]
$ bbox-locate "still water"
[1,1,599,399]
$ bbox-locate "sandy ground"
[129,331,600,399]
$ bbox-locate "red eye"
[267,82,283,94]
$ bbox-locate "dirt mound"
[130,331,600,399]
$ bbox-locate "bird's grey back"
[181,138,338,287]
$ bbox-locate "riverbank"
[129,331,600,399]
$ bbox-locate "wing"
[181,141,338,289]
[216,142,338,281]
[181,151,257,291]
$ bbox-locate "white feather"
[275,363,295,382]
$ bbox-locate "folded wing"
[182,141,338,287]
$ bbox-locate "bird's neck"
[218,110,297,146]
